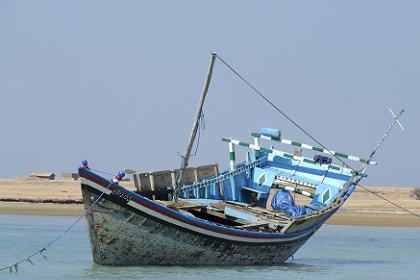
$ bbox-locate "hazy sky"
[0,0,419,187]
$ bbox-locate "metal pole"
[172,52,217,203]
[228,139,236,170]
[367,108,405,162]
[342,108,405,195]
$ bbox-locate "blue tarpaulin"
[271,189,306,218]
[305,201,324,215]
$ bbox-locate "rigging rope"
[215,54,357,172]
[1,56,417,274]
[214,54,420,220]
[191,110,206,157]
[90,168,116,177]
[357,184,420,219]
[0,175,113,273]
[368,109,404,161]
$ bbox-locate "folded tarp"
[271,189,306,218]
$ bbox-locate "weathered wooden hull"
[80,168,326,266]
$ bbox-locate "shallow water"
[0,215,419,279]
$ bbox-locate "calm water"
[0,215,419,280]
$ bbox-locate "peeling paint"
[83,189,314,266]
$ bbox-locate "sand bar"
[0,178,419,226]
[0,202,84,216]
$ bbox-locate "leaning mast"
[172,52,217,203]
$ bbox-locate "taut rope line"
[0,168,114,273]
[214,54,418,220]
[215,54,357,172]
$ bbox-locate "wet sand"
[1,178,419,226]
[327,210,420,227]
[0,202,84,216]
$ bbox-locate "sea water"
[0,215,419,280]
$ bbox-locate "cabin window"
[258,173,266,186]
[322,188,331,204]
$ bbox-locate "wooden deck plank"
[223,201,291,221]
[235,222,270,229]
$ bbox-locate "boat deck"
[155,198,292,232]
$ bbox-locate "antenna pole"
[172,52,217,204]
[340,108,405,194]
[367,108,405,164]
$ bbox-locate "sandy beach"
[0,178,419,226]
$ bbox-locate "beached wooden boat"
[78,53,400,266]
[79,152,366,265]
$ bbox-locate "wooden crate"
[133,164,219,200]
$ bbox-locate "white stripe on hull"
[81,178,112,195]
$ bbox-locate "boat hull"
[78,167,333,266]
[82,186,314,265]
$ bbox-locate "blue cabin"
[180,127,371,217]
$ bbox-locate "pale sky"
[0,0,419,187]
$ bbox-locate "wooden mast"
[172,52,217,203]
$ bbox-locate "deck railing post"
[253,136,260,159]
[229,138,236,170]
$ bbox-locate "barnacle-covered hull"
[80,168,328,266]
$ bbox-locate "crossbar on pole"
[222,137,367,177]
[251,132,377,166]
